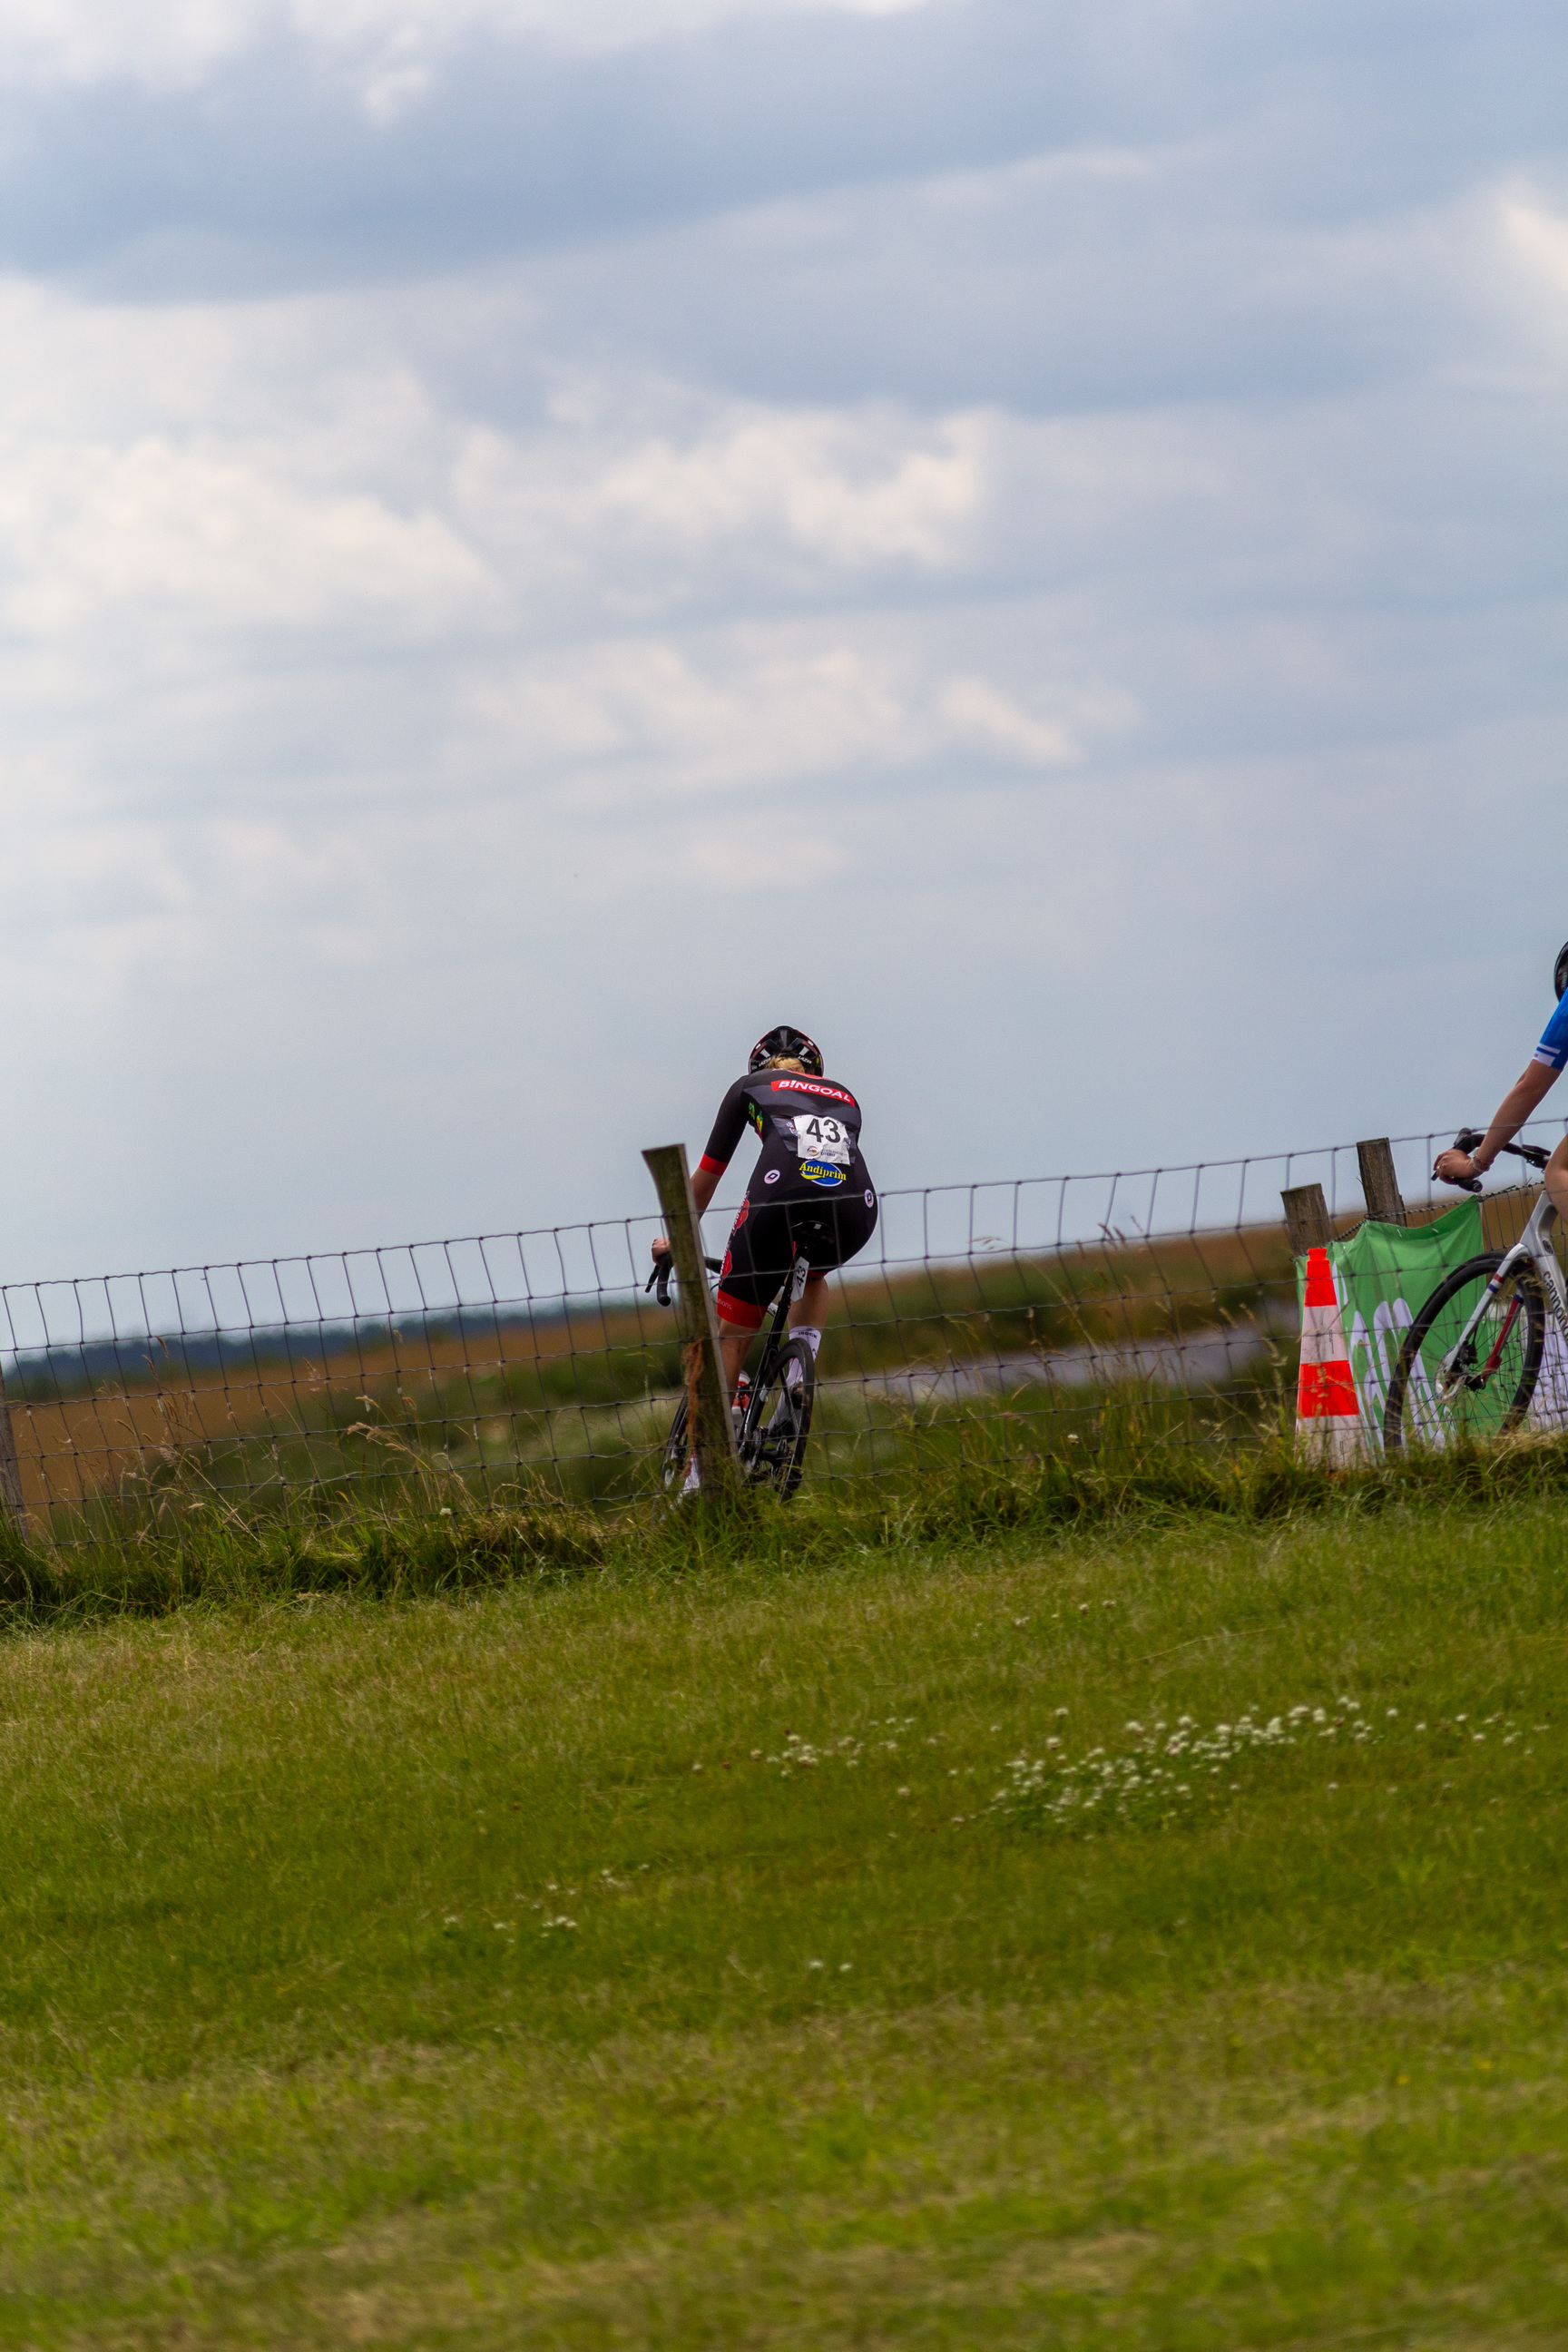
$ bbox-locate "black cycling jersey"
[700,1068,877,1332]
[699,1070,871,1206]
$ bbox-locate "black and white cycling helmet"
[1555,941,1568,1002]
[749,1024,823,1076]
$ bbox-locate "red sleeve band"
[698,1153,728,1176]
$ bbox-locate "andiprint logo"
[800,1161,846,1189]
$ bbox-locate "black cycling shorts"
[715,1186,878,1331]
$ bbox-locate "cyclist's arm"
[651,1083,746,1259]
[691,1161,721,1215]
[1436,1061,1559,1182]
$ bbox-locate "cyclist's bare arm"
[1435,1061,1559,1186]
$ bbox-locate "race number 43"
[794,1112,850,1165]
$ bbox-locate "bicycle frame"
[1434,1183,1568,1399]
[652,1241,812,1488]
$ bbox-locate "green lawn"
[3,1494,1568,2344]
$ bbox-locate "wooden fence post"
[0,1367,25,1538]
[1356,1136,1407,1227]
[642,1143,741,1499]
[1281,1182,1331,1259]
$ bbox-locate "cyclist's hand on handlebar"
[1434,1146,1484,1193]
[645,1238,674,1301]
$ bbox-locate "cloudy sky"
[0,0,1563,1275]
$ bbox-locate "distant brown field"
[5,1216,1316,1514]
[6,1303,650,1512]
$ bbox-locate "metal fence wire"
[4,1122,1563,1536]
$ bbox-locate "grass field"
[2,1457,1568,2345]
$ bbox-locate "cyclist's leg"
[717,1321,753,1396]
[777,1191,877,1386]
[788,1272,830,1333]
[714,1198,793,1393]
[1549,1135,1568,1221]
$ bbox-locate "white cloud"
[459,632,1107,799]
[586,409,985,569]
[453,397,988,603]
[0,435,496,639]
[1503,193,1568,364]
[937,675,1081,765]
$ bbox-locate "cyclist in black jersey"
[652,1024,878,1405]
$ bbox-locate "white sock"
[682,1455,701,1494]
[786,1327,821,1391]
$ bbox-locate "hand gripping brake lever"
[1438,1129,1485,1193]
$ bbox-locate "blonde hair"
[765,1054,808,1073]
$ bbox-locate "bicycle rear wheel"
[739,1337,816,1498]
[1383,1251,1544,1454]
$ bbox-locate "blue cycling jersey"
[1534,995,1568,1071]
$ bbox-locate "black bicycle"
[645,1248,816,1498]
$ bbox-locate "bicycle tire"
[739,1336,816,1498]
[659,1396,690,1494]
[1383,1250,1544,1455]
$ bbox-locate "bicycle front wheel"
[739,1337,816,1498]
[658,1396,690,1493]
[1383,1251,1544,1454]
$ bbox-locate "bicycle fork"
[1439,1254,1529,1396]
[1437,1200,1568,1396]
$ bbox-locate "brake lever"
[645,1254,674,1307]
[645,1250,720,1305]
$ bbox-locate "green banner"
[1299,1199,1483,1450]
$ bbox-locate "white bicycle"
[1383,1126,1563,1452]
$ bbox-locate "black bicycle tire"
[1382,1250,1544,1455]
[739,1336,816,1498]
[659,1396,691,1492]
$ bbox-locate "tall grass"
[15,1387,1568,1627]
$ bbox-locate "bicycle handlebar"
[644,1250,724,1308]
[1438,1128,1552,1194]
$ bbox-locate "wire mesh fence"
[3,1118,1563,1540]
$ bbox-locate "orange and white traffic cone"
[1296,1246,1364,1463]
